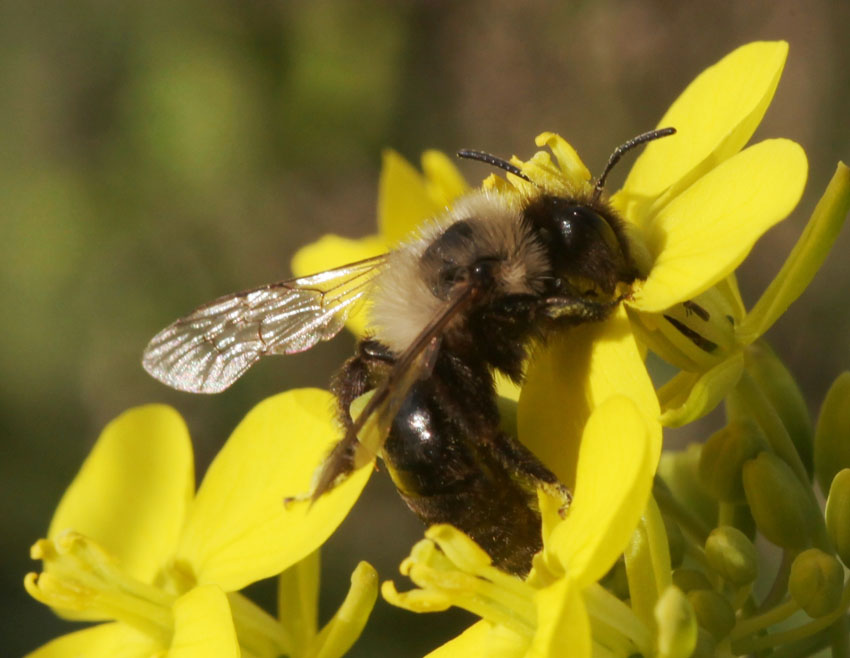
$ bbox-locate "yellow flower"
[282,40,849,658]
[383,395,658,657]
[514,41,827,470]
[25,391,374,658]
[509,41,846,431]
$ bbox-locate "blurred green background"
[3,1,849,655]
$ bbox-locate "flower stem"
[732,579,850,654]
[729,597,798,642]
[731,372,809,486]
[767,627,833,658]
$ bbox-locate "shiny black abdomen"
[335,343,560,575]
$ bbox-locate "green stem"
[732,579,850,654]
[718,503,736,527]
[729,597,799,642]
[732,372,809,486]
[768,627,833,658]
[731,583,753,611]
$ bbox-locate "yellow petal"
[175,389,371,592]
[291,233,387,276]
[739,161,850,343]
[290,233,388,336]
[658,354,745,427]
[617,41,788,217]
[518,306,658,487]
[549,396,658,587]
[425,621,490,658]
[379,149,443,244]
[169,585,238,658]
[425,621,526,658]
[529,577,590,658]
[49,405,193,584]
[421,149,469,207]
[535,133,592,188]
[25,623,157,658]
[495,371,521,402]
[635,139,807,313]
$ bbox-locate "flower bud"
[745,342,813,477]
[672,568,712,593]
[655,586,697,658]
[742,452,816,550]
[699,419,767,502]
[704,526,758,586]
[814,372,850,495]
[687,589,735,640]
[788,548,844,618]
[825,468,850,567]
[692,629,717,658]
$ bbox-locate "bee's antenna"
[592,127,676,202]
[457,149,532,183]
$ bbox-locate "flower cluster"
[24,392,377,657]
[25,41,850,657]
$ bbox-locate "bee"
[143,128,675,575]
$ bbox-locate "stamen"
[26,531,174,644]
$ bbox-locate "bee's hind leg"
[485,430,572,515]
[296,339,397,502]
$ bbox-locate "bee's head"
[522,194,637,298]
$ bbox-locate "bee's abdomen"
[380,353,551,576]
[336,341,564,576]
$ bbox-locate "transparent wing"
[142,255,388,393]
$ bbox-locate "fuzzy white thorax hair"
[369,189,550,354]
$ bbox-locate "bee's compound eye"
[557,205,622,257]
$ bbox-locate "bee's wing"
[311,283,477,499]
[142,255,388,393]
